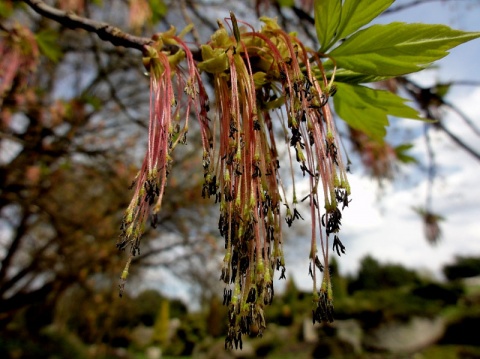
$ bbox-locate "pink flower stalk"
[118,29,210,295]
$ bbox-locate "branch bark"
[21,0,153,52]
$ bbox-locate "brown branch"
[398,77,480,162]
[21,0,153,52]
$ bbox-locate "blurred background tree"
[1,0,480,358]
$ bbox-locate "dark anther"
[320,93,328,107]
[301,111,307,122]
[325,140,339,165]
[300,164,315,177]
[253,120,261,130]
[305,77,313,92]
[240,315,248,334]
[285,214,293,227]
[223,288,227,305]
[335,188,352,210]
[333,235,346,256]
[328,84,337,97]
[180,131,187,145]
[151,214,158,229]
[229,122,238,139]
[335,188,344,203]
[290,128,304,148]
[220,266,231,284]
[279,266,286,280]
[293,81,299,95]
[116,239,128,251]
[224,187,234,202]
[342,191,351,210]
[301,191,318,207]
[247,287,256,303]
[308,132,315,146]
[315,255,324,272]
[128,180,136,190]
[252,162,261,178]
[224,151,233,165]
[308,262,313,278]
[234,164,243,176]
[323,208,342,235]
[267,225,274,242]
[210,175,217,195]
[264,282,274,305]
[312,291,334,324]
[240,254,249,275]
[293,208,304,221]
[202,155,210,170]
[144,180,159,205]
[132,244,140,256]
[346,161,352,173]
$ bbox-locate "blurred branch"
[21,0,153,52]
[398,77,480,162]
[434,120,480,161]
[1,282,54,313]
[441,100,480,137]
[384,0,475,14]
[184,0,217,35]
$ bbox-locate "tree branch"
[21,0,153,52]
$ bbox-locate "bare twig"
[398,77,480,162]
[21,0,153,52]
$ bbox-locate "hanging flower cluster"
[196,15,351,348]
[118,14,351,348]
[117,26,211,295]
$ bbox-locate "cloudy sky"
[285,0,480,292]
[143,0,480,301]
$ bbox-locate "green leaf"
[394,143,417,164]
[328,22,480,76]
[333,69,392,84]
[35,29,62,63]
[335,0,393,41]
[314,0,341,52]
[333,82,423,141]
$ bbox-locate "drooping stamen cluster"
[117,28,210,295]
[198,15,351,347]
[199,20,284,348]
[117,13,352,343]
[258,17,351,327]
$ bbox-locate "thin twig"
[383,0,474,14]
[21,0,153,52]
